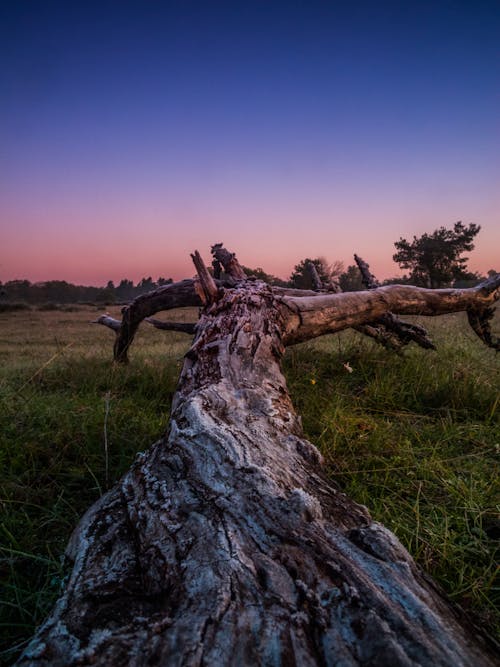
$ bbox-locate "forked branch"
[94,245,498,361]
[280,276,500,347]
[353,254,436,350]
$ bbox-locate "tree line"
[1,222,495,305]
[0,276,174,305]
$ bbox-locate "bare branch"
[280,278,500,346]
[92,314,121,332]
[381,312,436,350]
[145,317,196,335]
[115,279,202,363]
[211,243,247,280]
[191,250,219,305]
[354,254,380,288]
[307,260,324,291]
[353,254,435,350]
[466,273,500,350]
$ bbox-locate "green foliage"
[338,264,364,292]
[0,308,498,662]
[241,266,288,287]
[289,257,343,290]
[285,319,499,637]
[1,276,174,306]
[393,221,481,288]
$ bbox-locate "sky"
[1,0,499,285]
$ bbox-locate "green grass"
[285,315,499,633]
[0,308,498,662]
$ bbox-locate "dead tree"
[19,245,500,666]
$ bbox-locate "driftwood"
[18,245,500,666]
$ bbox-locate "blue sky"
[1,1,499,283]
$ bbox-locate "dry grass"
[0,307,498,662]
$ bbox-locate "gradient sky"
[1,0,499,285]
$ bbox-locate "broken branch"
[353,254,435,350]
[92,314,121,332]
[281,278,500,346]
[191,250,219,304]
[211,243,247,281]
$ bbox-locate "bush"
[0,301,31,312]
[36,303,80,312]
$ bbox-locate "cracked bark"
[17,252,500,666]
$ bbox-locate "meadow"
[1,305,498,662]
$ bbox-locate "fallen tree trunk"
[18,248,500,666]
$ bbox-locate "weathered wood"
[17,281,498,666]
[354,253,380,289]
[211,243,247,281]
[191,250,219,304]
[145,318,196,334]
[353,254,436,350]
[113,279,203,363]
[465,275,500,350]
[92,314,121,332]
[18,261,500,666]
[306,260,341,294]
[280,278,500,347]
[307,260,324,291]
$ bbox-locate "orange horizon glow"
[2,3,498,287]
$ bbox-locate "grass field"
[1,306,499,662]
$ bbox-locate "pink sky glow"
[2,3,498,287]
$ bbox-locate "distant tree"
[137,277,155,292]
[116,279,135,301]
[338,265,364,292]
[241,266,288,287]
[393,222,480,288]
[290,257,343,290]
[4,279,32,302]
[96,287,116,304]
[157,277,173,286]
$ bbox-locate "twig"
[103,392,111,489]
[7,343,74,399]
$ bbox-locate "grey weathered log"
[17,265,500,666]
[280,278,500,346]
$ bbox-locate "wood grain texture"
[18,278,499,666]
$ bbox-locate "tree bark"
[352,255,436,351]
[17,257,500,666]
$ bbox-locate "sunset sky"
[1,1,499,285]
